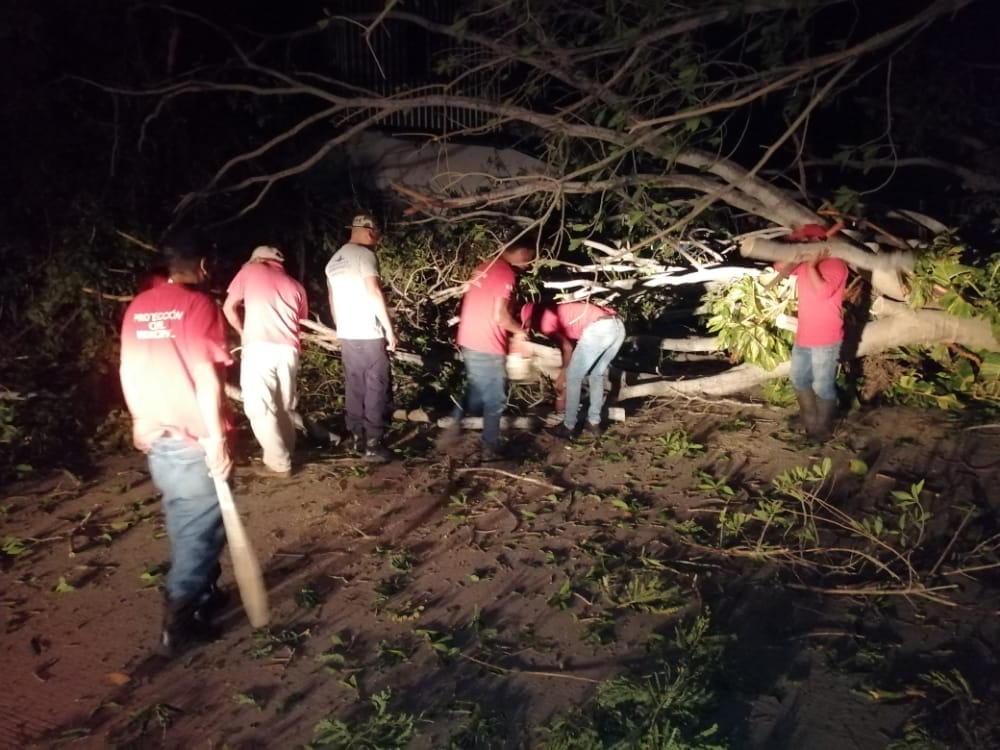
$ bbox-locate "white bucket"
[506,354,533,381]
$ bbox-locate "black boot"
[810,398,837,443]
[363,438,393,463]
[348,433,365,456]
[159,583,225,658]
[192,582,228,626]
[158,598,200,658]
[794,389,818,435]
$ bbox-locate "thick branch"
[617,306,999,400]
[739,236,915,273]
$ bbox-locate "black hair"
[159,227,210,275]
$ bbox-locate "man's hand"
[792,246,831,266]
[199,436,233,480]
[810,248,831,265]
[792,247,819,264]
[385,329,398,352]
[553,368,568,411]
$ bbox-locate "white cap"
[250,245,284,262]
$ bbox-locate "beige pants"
[240,343,299,473]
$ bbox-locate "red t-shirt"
[456,258,516,355]
[791,258,849,346]
[120,282,233,449]
[226,260,308,349]
[533,301,614,342]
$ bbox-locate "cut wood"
[740,236,914,300]
[739,236,915,274]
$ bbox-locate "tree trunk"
[615,305,998,401]
[739,236,915,300]
[740,236,915,273]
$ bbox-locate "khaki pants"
[240,343,299,472]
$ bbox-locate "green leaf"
[849,458,869,475]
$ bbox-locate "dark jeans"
[341,338,391,441]
[451,348,507,448]
[147,437,226,604]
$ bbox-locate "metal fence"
[325,0,499,133]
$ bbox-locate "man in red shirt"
[775,250,849,441]
[449,244,536,461]
[120,230,234,656]
[520,300,625,439]
[223,245,308,477]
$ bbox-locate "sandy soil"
[2,400,999,749]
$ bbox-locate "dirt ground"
[2,398,1000,749]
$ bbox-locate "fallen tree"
[615,303,999,401]
[90,0,999,413]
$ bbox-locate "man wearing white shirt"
[325,215,397,462]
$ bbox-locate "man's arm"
[803,258,826,293]
[222,294,244,338]
[326,281,337,328]
[120,362,155,452]
[364,275,397,352]
[188,297,233,479]
[297,286,309,324]
[554,335,574,408]
[803,252,846,295]
[191,361,232,480]
[492,295,527,340]
[557,337,575,369]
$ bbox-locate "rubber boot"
[794,389,818,435]
[363,438,393,463]
[158,597,200,658]
[810,397,837,443]
[159,565,225,658]
[348,433,365,456]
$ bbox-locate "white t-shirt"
[325,242,383,340]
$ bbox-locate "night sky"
[3,0,999,244]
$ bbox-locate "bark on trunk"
[739,236,914,300]
[740,236,915,273]
[615,306,998,401]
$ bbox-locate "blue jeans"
[147,437,226,604]
[564,317,626,428]
[452,348,507,448]
[790,342,841,401]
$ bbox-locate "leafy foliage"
[880,235,1000,407]
[0,215,157,483]
[3,0,998,487]
[907,235,1000,327]
[536,612,725,750]
[704,275,795,370]
[308,689,417,749]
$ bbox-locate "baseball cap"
[250,245,285,262]
[348,214,378,231]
